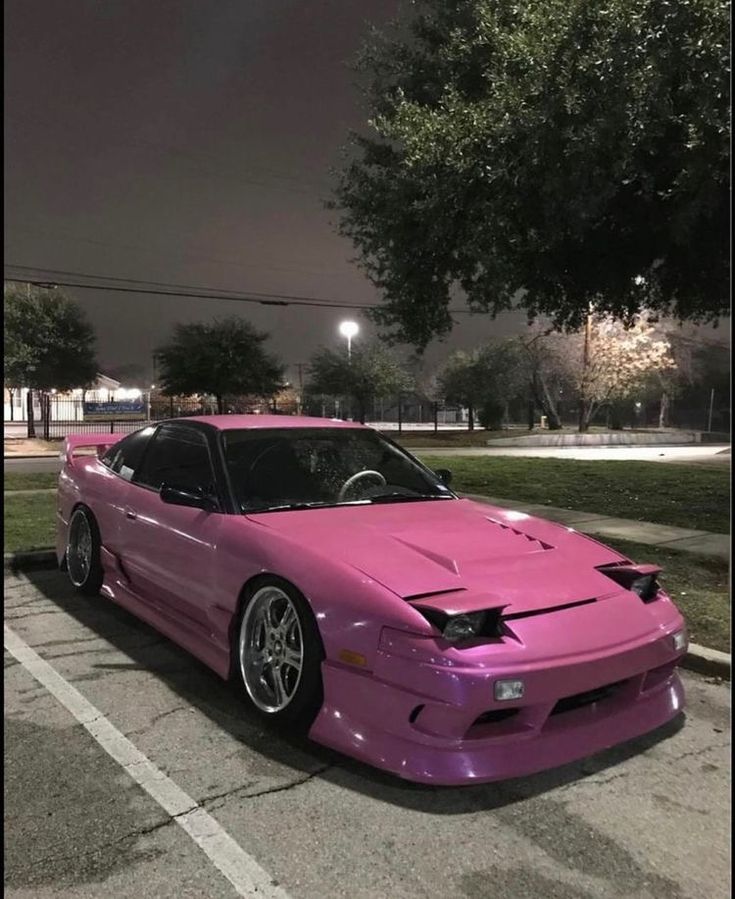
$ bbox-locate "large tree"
[4,283,98,437]
[437,341,523,429]
[333,0,729,349]
[155,317,284,414]
[518,330,573,430]
[306,343,413,424]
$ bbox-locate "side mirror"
[435,468,452,486]
[160,484,217,512]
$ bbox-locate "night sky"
[4,1,726,387]
[3,0,521,385]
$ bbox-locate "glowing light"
[339,320,359,360]
[116,387,142,400]
[339,320,359,339]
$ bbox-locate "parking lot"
[5,565,730,899]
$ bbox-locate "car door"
[97,426,157,559]
[119,422,224,638]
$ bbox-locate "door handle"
[125,508,138,520]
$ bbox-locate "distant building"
[4,373,125,421]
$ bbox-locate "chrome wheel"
[239,585,304,713]
[67,510,93,587]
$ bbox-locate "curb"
[681,643,731,680]
[3,551,730,680]
[4,550,58,573]
[4,454,61,460]
[484,435,705,448]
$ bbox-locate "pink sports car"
[57,415,687,784]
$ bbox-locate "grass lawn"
[4,471,58,491]
[419,455,730,533]
[603,537,730,653]
[4,492,56,553]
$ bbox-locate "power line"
[6,264,327,300]
[8,224,352,282]
[3,264,478,314]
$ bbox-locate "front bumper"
[309,605,686,784]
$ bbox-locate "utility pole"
[294,363,305,414]
[707,388,715,432]
[578,306,593,432]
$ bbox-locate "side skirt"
[99,550,232,680]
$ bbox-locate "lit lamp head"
[339,320,359,340]
[338,320,359,358]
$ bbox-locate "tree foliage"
[155,317,284,413]
[306,343,413,423]
[4,284,98,391]
[333,0,729,348]
[542,315,676,429]
[436,342,523,428]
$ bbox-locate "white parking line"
[4,622,290,899]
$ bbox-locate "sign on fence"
[83,401,146,420]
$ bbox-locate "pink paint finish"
[182,414,362,430]
[57,418,687,785]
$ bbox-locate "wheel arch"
[63,501,97,550]
[227,571,325,679]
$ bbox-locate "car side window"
[101,427,155,481]
[134,426,216,494]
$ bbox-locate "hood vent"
[485,518,555,552]
[403,587,467,602]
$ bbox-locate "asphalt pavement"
[4,566,731,899]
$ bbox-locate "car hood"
[247,498,628,615]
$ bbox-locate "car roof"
[168,414,369,431]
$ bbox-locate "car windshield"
[222,427,454,513]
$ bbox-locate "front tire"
[66,507,104,596]
[237,577,324,727]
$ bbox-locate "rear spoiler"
[62,434,122,467]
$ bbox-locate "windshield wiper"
[367,492,454,504]
[246,501,341,514]
[245,493,453,513]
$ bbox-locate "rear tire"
[66,507,104,596]
[236,576,324,727]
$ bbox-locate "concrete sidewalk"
[464,493,730,560]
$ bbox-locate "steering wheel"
[338,470,386,501]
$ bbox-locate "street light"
[339,320,359,360]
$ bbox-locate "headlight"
[443,612,486,642]
[597,564,662,603]
[412,606,503,643]
[630,574,660,602]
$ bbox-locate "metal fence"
[5,390,730,440]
